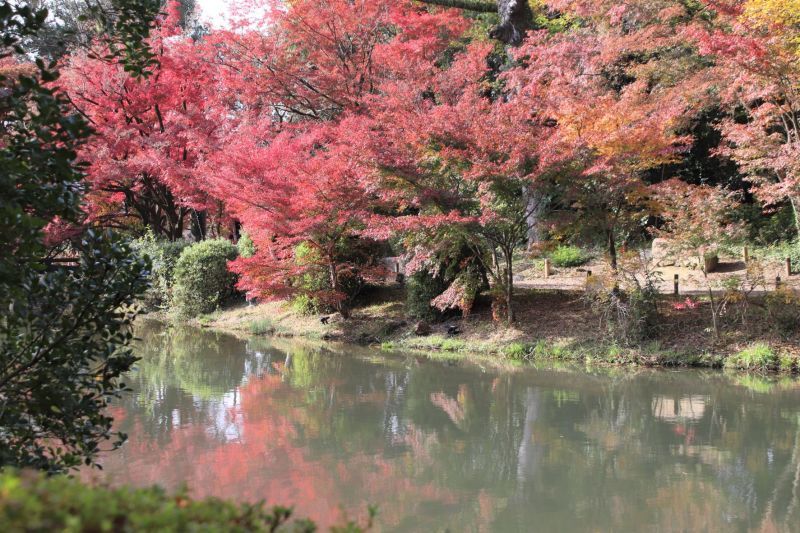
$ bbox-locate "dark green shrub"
[550,245,589,268]
[0,6,150,473]
[171,239,239,318]
[1,232,148,473]
[734,202,798,246]
[0,471,376,532]
[131,232,190,311]
[406,270,446,321]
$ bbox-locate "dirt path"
[515,258,800,296]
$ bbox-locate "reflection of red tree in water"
[85,370,458,529]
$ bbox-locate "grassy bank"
[159,284,800,375]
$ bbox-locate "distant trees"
[696,0,800,232]
[209,0,468,316]
[61,4,221,240]
[34,0,800,325]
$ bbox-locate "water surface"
[85,322,800,532]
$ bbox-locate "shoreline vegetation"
[151,280,800,377]
[7,0,800,528]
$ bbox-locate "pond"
[84,321,800,532]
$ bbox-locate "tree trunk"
[707,285,720,339]
[607,230,617,271]
[523,184,546,249]
[701,262,720,339]
[516,388,542,487]
[190,209,207,241]
[328,260,350,319]
[505,249,515,323]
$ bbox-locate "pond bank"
[151,286,800,375]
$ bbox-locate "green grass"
[504,342,533,361]
[440,338,467,352]
[549,245,590,268]
[195,310,224,325]
[530,339,570,360]
[724,343,779,373]
[248,318,274,335]
[779,353,797,373]
[754,239,800,265]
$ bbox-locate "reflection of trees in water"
[515,388,542,488]
[109,325,800,532]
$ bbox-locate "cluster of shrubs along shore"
[133,231,800,377]
[0,471,373,532]
[131,231,252,319]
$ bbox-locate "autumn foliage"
[50,0,800,322]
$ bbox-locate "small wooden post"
[776,275,782,288]
[543,259,551,279]
[673,274,679,296]
[785,258,792,278]
[743,246,749,263]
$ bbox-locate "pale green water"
[85,322,800,532]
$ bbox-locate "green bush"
[725,343,779,373]
[237,231,256,258]
[131,232,190,311]
[171,239,239,318]
[290,240,375,316]
[406,271,446,321]
[549,245,589,268]
[0,471,374,532]
[292,293,324,316]
[779,353,796,373]
[734,202,798,246]
[291,243,330,315]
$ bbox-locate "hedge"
[171,239,239,318]
[0,471,373,532]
